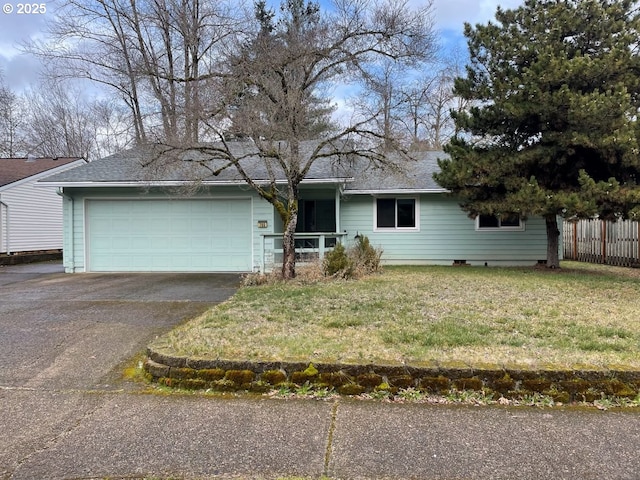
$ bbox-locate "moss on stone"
[419,376,450,393]
[195,368,226,381]
[249,381,273,393]
[213,378,240,392]
[357,373,384,388]
[303,363,319,377]
[337,383,366,395]
[522,378,553,392]
[318,371,351,387]
[542,388,570,403]
[389,375,414,389]
[454,376,484,391]
[261,370,287,385]
[490,374,516,394]
[169,367,197,379]
[560,379,591,394]
[225,369,255,385]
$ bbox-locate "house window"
[375,198,418,230]
[476,214,524,231]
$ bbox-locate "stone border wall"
[146,349,640,402]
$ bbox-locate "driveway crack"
[323,399,339,477]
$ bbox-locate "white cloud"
[0,10,50,89]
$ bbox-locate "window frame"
[475,214,525,231]
[373,196,420,231]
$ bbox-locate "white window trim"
[475,214,525,232]
[373,196,420,232]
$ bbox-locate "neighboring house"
[39,144,552,273]
[1,157,86,256]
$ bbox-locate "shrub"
[323,235,383,279]
[349,235,383,276]
[323,242,352,277]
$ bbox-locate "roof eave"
[38,177,354,188]
[344,188,449,195]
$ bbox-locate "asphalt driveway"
[0,261,240,390]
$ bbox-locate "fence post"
[601,220,607,264]
[572,221,578,260]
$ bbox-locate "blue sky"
[0,0,524,90]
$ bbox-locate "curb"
[145,348,640,402]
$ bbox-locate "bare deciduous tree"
[0,75,26,157]
[398,56,470,151]
[175,0,437,279]
[27,0,242,144]
[21,81,127,160]
[91,98,137,159]
[351,59,414,150]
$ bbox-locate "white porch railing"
[260,232,348,272]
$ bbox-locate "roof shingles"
[39,144,448,192]
[0,157,84,188]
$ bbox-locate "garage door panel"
[87,199,252,272]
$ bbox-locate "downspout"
[0,198,10,255]
[56,188,74,272]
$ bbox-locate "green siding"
[60,186,554,272]
[341,194,550,265]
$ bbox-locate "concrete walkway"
[2,262,640,479]
[3,388,640,479]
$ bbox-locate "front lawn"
[150,262,640,369]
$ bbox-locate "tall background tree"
[0,74,125,160]
[28,0,241,144]
[435,0,640,268]
[0,73,26,157]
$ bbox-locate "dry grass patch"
[150,261,640,369]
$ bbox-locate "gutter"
[0,198,9,255]
[38,177,356,189]
[344,188,449,195]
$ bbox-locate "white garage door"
[87,199,252,272]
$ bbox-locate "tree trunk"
[281,208,298,279]
[545,215,560,269]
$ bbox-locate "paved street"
[2,262,640,479]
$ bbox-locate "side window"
[375,198,418,230]
[476,214,524,231]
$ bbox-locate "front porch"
[259,187,346,272]
[259,232,348,272]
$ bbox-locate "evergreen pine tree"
[434,0,640,268]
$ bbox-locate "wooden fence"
[563,219,640,267]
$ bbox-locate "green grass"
[150,261,640,369]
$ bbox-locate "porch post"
[260,234,265,273]
[335,188,341,236]
[319,234,325,260]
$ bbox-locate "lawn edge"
[145,347,640,402]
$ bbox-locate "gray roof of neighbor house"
[0,157,85,188]
[39,143,448,193]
